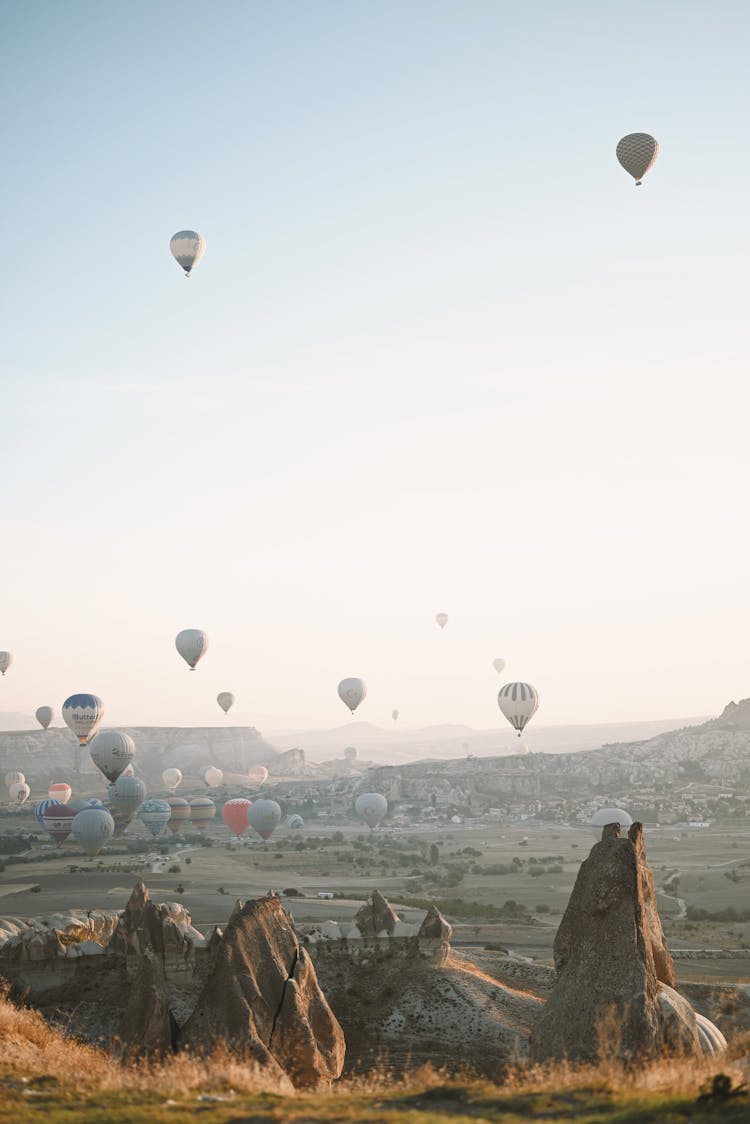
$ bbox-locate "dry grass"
[1,986,749,1123]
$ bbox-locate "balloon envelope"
[391,709,399,721]
[166,796,191,833]
[175,629,208,670]
[590,807,633,839]
[247,765,268,787]
[247,798,281,841]
[616,133,659,184]
[162,768,182,791]
[338,677,366,713]
[199,765,223,788]
[62,694,104,745]
[0,652,13,675]
[435,613,448,629]
[72,808,115,856]
[42,802,76,845]
[497,682,539,735]
[109,774,146,817]
[139,799,172,839]
[355,792,388,830]
[221,797,251,836]
[188,796,216,829]
[492,659,506,675]
[89,730,135,783]
[170,230,206,275]
[217,692,234,714]
[36,706,54,729]
[48,783,72,804]
[9,782,30,804]
[287,814,304,829]
[5,771,25,788]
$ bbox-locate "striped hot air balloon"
[497,682,539,736]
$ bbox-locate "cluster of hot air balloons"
[4,770,30,804]
[220,797,283,842]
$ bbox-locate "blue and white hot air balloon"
[497,682,539,736]
[138,799,172,839]
[62,694,104,746]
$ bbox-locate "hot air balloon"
[344,746,357,763]
[497,682,539,736]
[247,765,268,787]
[138,798,172,839]
[0,652,13,676]
[166,796,191,833]
[188,796,216,830]
[435,613,448,629]
[175,629,208,669]
[287,814,304,829]
[616,133,659,185]
[48,783,72,804]
[36,706,54,729]
[162,768,182,791]
[198,765,223,788]
[72,807,114,856]
[355,792,388,830]
[42,803,76,845]
[492,659,506,675]
[247,798,281,841]
[109,773,146,818]
[5,771,25,788]
[217,692,234,715]
[590,807,633,839]
[34,798,56,826]
[170,230,206,276]
[221,797,251,836]
[89,730,135,783]
[338,677,366,713]
[9,782,30,804]
[62,694,103,746]
[392,709,399,722]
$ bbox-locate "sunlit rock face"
[529,823,721,1063]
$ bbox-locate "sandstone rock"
[269,947,346,1088]
[117,949,176,1057]
[114,881,196,960]
[353,891,400,937]
[530,822,702,1064]
[180,893,344,1088]
[417,905,452,942]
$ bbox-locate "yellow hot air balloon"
[616,133,659,185]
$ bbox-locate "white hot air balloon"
[175,629,208,670]
[355,792,388,830]
[392,709,399,722]
[72,807,115,856]
[199,765,223,788]
[89,730,135,783]
[162,767,182,791]
[616,133,659,185]
[497,682,539,736]
[590,807,633,840]
[5,771,25,788]
[0,652,13,676]
[247,798,282,841]
[338,677,366,713]
[247,765,268,787]
[435,613,448,629]
[62,694,104,746]
[217,692,235,715]
[9,782,30,804]
[169,230,206,276]
[492,659,506,675]
[36,706,54,729]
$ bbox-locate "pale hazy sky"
[2,1,749,733]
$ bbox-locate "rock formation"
[353,890,400,936]
[180,892,344,1088]
[530,822,712,1063]
[417,904,452,942]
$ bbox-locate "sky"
[2,0,750,734]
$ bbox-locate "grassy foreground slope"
[1,990,748,1124]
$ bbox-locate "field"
[2,807,750,982]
